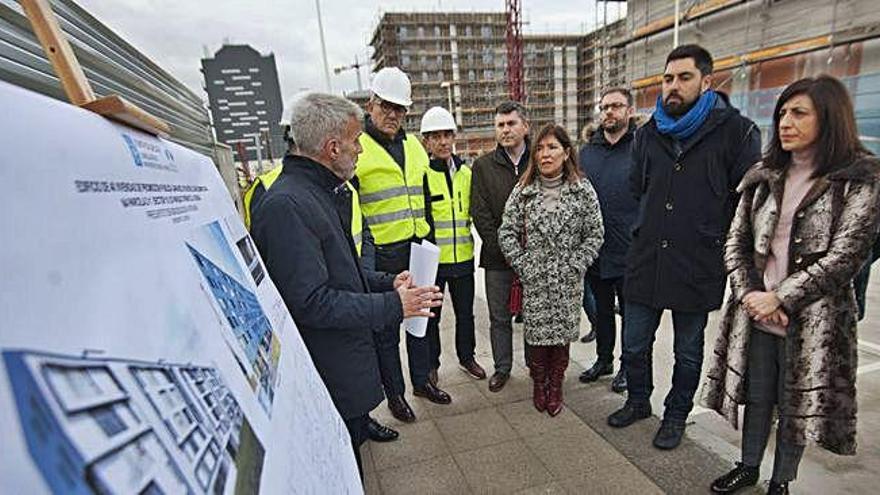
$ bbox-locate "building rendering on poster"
[3,350,265,494]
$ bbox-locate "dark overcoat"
[252,155,402,420]
[625,94,761,311]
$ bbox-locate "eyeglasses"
[598,102,628,112]
[378,99,408,115]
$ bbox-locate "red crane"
[505,0,525,102]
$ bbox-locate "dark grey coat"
[251,155,402,420]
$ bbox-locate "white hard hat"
[420,106,457,134]
[371,67,412,107]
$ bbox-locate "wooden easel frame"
[21,0,170,135]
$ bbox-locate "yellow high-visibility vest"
[355,133,430,245]
[242,165,282,229]
[426,162,474,264]
[243,164,363,256]
[347,182,363,256]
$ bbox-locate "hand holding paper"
[402,240,442,337]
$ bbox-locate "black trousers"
[374,242,430,394]
[742,329,804,483]
[426,272,476,369]
[586,274,626,364]
[343,414,368,479]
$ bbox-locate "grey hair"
[289,93,364,156]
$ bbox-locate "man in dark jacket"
[251,93,442,476]
[471,101,530,392]
[578,88,639,393]
[606,45,761,451]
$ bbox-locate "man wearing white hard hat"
[420,107,487,388]
[355,67,452,424]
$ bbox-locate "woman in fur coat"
[702,75,880,495]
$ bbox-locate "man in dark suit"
[251,92,442,477]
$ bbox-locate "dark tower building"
[202,45,285,163]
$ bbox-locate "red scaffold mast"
[505,0,525,102]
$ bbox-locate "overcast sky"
[76,0,626,105]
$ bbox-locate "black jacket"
[625,93,761,312]
[425,154,475,278]
[471,144,528,270]
[251,155,402,419]
[579,124,638,280]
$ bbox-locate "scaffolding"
[368,11,628,156]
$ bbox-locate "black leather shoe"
[387,395,416,423]
[610,368,627,393]
[579,360,613,383]
[607,402,651,428]
[653,419,686,450]
[488,372,510,392]
[366,417,399,442]
[710,462,759,493]
[413,382,452,404]
[767,482,789,495]
[580,328,596,343]
[459,359,487,380]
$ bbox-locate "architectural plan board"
[0,81,362,494]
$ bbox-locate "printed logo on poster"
[121,132,178,172]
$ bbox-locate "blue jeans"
[622,301,707,422]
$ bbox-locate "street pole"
[354,55,363,91]
[674,0,680,48]
[441,81,453,115]
[254,134,263,174]
[315,0,332,92]
[440,81,456,153]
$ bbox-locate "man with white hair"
[355,67,452,423]
[251,92,443,477]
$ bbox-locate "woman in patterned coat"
[499,123,604,416]
[702,76,880,495]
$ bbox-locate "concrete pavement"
[359,247,880,494]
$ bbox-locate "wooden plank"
[632,34,834,89]
[21,0,170,136]
[20,0,94,105]
[81,95,171,136]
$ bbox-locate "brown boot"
[546,344,569,417]
[527,344,549,412]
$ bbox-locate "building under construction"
[622,0,880,150]
[368,12,626,157]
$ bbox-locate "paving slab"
[434,407,518,454]
[377,455,471,495]
[369,420,450,471]
[452,439,554,494]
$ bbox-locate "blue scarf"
[654,90,718,140]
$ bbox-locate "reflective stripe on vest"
[242,165,283,229]
[244,164,363,257]
[347,181,363,256]
[426,162,474,264]
[355,133,430,245]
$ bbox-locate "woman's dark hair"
[764,75,869,177]
[519,123,583,187]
